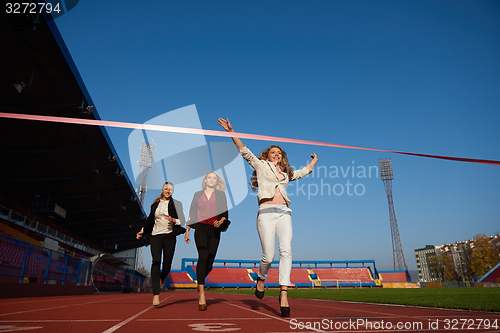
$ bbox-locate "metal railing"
[312,279,362,288]
[0,233,92,285]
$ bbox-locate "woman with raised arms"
[218,118,318,317]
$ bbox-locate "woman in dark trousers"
[184,171,229,311]
[136,181,186,306]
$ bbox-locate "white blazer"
[238,146,311,207]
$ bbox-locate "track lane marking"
[101,294,175,333]
[0,297,81,305]
[0,325,43,331]
[218,298,327,333]
[136,318,271,321]
[302,300,500,331]
[305,300,500,320]
[0,320,120,323]
[209,293,500,332]
[264,330,500,333]
[0,294,143,317]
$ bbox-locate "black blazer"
[188,190,229,230]
[143,198,186,235]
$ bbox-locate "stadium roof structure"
[0,10,149,253]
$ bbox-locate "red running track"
[0,290,499,332]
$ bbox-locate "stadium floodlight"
[138,140,155,207]
[379,158,407,272]
[378,158,394,180]
[136,140,156,271]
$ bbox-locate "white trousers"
[256,204,293,286]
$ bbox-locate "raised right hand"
[218,118,234,132]
[218,118,244,149]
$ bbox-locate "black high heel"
[279,288,290,317]
[255,277,265,299]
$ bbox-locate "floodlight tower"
[379,158,408,271]
[138,140,155,207]
[136,140,155,271]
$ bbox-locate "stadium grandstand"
[165,259,382,289]
[0,6,147,297]
[477,263,500,286]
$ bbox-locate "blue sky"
[54,0,500,272]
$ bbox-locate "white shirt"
[152,199,181,236]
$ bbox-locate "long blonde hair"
[202,171,226,193]
[151,182,174,205]
[250,145,293,191]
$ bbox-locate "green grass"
[207,287,500,312]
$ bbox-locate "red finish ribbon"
[1,112,499,166]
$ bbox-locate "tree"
[470,234,500,280]
[136,264,150,277]
[442,252,459,282]
[427,249,459,282]
[427,251,445,281]
[456,243,475,282]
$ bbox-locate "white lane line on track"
[303,301,500,331]
[101,294,175,333]
[0,320,120,323]
[216,295,498,333]
[285,315,500,320]
[0,297,81,305]
[307,301,500,320]
[311,298,500,315]
[265,331,500,333]
[136,318,272,321]
[306,301,416,319]
[0,293,124,306]
[0,325,43,331]
[0,295,142,317]
[221,299,327,333]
